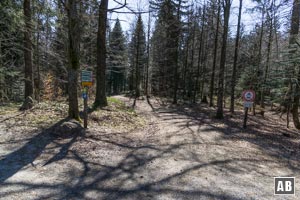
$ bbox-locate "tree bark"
[94,0,108,107]
[23,0,34,100]
[253,2,266,116]
[230,0,242,114]
[290,0,300,129]
[261,4,274,116]
[67,0,80,119]
[172,0,182,104]
[216,0,231,119]
[135,21,141,98]
[209,0,220,107]
[145,11,151,97]
[194,6,205,103]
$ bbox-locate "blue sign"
[82,93,87,99]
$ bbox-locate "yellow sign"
[81,82,92,87]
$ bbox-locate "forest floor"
[0,96,300,200]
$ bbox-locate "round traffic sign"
[242,90,255,102]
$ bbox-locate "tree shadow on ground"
[0,129,252,200]
[0,118,84,183]
[1,98,300,199]
[153,100,300,172]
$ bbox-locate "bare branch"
[108,0,127,11]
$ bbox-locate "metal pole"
[243,107,248,129]
[84,87,88,129]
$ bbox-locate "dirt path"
[0,97,300,200]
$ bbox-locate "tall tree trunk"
[36,19,41,103]
[261,5,274,116]
[94,0,108,107]
[182,20,191,99]
[209,0,220,107]
[230,0,242,114]
[172,0,182,104]
[216,0,231,119]
[253,2,266,116]
[200,38,209,102]
[189,21,196,102]
[23,0,34,99]
[145,11,151,97]
[135,26,141,98]
[290,0,300,129]
[67,0,80,119]
[194,6,205,103]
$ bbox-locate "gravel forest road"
[0,96,300,200]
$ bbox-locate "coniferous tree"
[129,15,146,97]
[108,19,127,95]
[0,0,23,101]
[151,0,184,99]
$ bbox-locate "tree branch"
[108,0,127,11]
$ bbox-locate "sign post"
[81,70,93,129]
[242,90,255,129]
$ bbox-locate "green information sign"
[81,70,93,87]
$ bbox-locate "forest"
[0,0,299,124]
[0,0,300,199]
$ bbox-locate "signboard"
[242,90,255,102]
[243,101,253,108]
[81,70,93,87]
[81,73,91,129]
[242,90,256,129]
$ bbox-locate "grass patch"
[89,97,146,131]
[0,102,21,115]
[107,97,124,105]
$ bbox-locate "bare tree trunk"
[145,11,151,97]
[36,19,41,103]
[135,24,141,98]
[261,9,273,116]
[216,0,231,119]
[253,2,266,116]
[189,21,196,102]
[209,0,220,107]
[290,0,300,129]
[23,0,34,100]
[172,0,182,104]
[67,0,80,119]
[230,0,242,114]
[292,69,300,129]
[94,0,108,107]
[194,6,205,103]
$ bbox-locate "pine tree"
[150,0,184,99]
[129,15,146,97]
[108,19,127,95]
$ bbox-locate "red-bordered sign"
[242,90,255,102]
